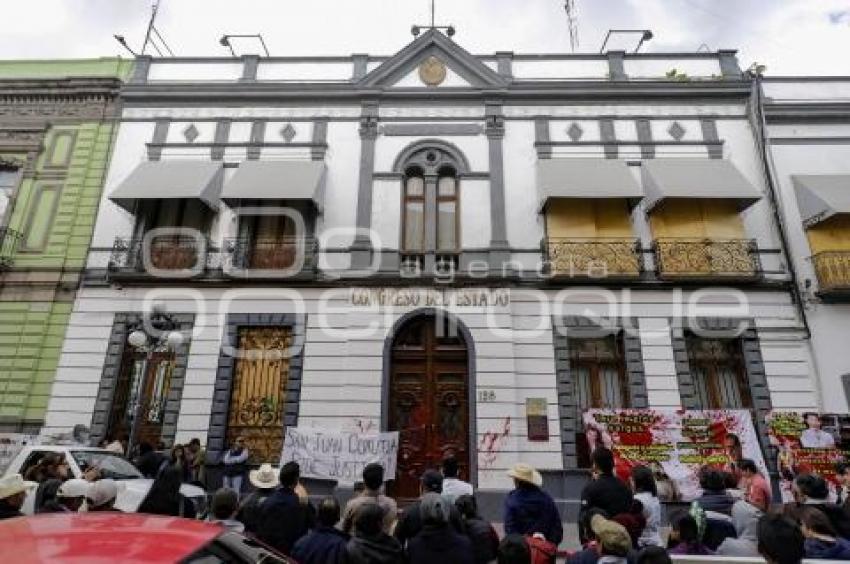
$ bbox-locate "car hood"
[114,479,206,513]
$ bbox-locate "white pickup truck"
[2,445,206,515]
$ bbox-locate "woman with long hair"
[631,465,662,547]
[163,443,191,483]
[137,466,196,518]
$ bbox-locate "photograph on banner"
[280,427,399,483]
[583,409,767,502]
[766,411,850,502]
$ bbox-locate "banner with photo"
[766,411,850,502]
[583,409,767,502]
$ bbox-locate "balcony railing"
[544,238,641,278]
[654,238,761,279]
[108,236,317,279]
[812,251,850,295]
[0,227,22,269]
[110,236,206,274]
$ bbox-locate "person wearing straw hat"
[237,462,279,534]
[0,474,36,520]
[503,462,563,545]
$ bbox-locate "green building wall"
[0,58,132,431]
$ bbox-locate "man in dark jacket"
[237,463,278,534]
[504,462,563,545]
[792,473,850,539]
[135,442,165,479]
[0,474,35,520]
[579,448,631,542]
[347,502,404,564]
[257,462,315,555]
[456,494,499,564]
[408,493,475,564]
[394,469,464,547]
[291,497,349,564]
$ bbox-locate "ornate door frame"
[382,308,478,487]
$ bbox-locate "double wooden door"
[388,315,470,499]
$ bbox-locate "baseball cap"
[591,514,632,555]
[57,479,90,499]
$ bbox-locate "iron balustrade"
[654,238,761,279]
[812,251,850,294]
[544,238,642,278]
[0,227,22,269]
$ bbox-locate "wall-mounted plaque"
[526,397,549,442]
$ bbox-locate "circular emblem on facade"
[418,56,447,86]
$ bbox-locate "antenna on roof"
[564,0,579,52]
[141,0,176,56]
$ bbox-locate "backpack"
[526,534,557,564]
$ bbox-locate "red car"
[0,513,293,563]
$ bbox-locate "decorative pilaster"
[351,102,379,269]
[485,102,510,269]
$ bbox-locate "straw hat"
[0,474,36,499]
[249,463,279,489]
[507,462,543,487]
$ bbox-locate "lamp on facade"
[599,29,654,53]
[124,310,183,459]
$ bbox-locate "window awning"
[109,161,224,212]
[220,160,326,211]
[536,158,644,211]
[793,175,850,228]
[641,158,762,212]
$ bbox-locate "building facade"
[761,77,850,412]
[0,59,130,432]
[39,31,820,509]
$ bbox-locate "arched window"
[402,169,425,252]
[395,144,465,257]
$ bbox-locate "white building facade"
[41,31,820,512]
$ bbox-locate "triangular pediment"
[359,29,508,89]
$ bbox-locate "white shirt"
[634,492,662,547]
[801,428,835,449]
[442,477,473,503]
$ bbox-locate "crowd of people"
[6,436,850,563]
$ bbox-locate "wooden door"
[108,350,175,448]
[389,315,470,500]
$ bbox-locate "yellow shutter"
[807,215,850,254]
[650,200,745,239]
[594,200,634,237]
[546,199,597,238]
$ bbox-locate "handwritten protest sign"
[281,427,399,483]
[584,409,767,501]
[766,411,849,502]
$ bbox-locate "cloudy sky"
[2,0,849,75]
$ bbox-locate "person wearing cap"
[504,462,563,545]
[86,479,121,512]
[41,478,90,513]
[342,462,398,535]
[237,463,279,534]
[393,468,465,548]
[574,514,634,564]
[0,474,36,520]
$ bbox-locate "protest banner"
[584,409,767,501]
[766,411,850,502]
[281,427,399,483]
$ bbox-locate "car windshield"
[70,450,142,480]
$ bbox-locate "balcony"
[654,238,761,280]
[0,227,22,269]
[812,251,850,298]
[107,236,317,281]
[544,238,641,279]
[223,238,317,277]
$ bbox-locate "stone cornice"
[0,77,123,122]
[764,101,850,124]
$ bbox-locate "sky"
[1,0,849,76]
